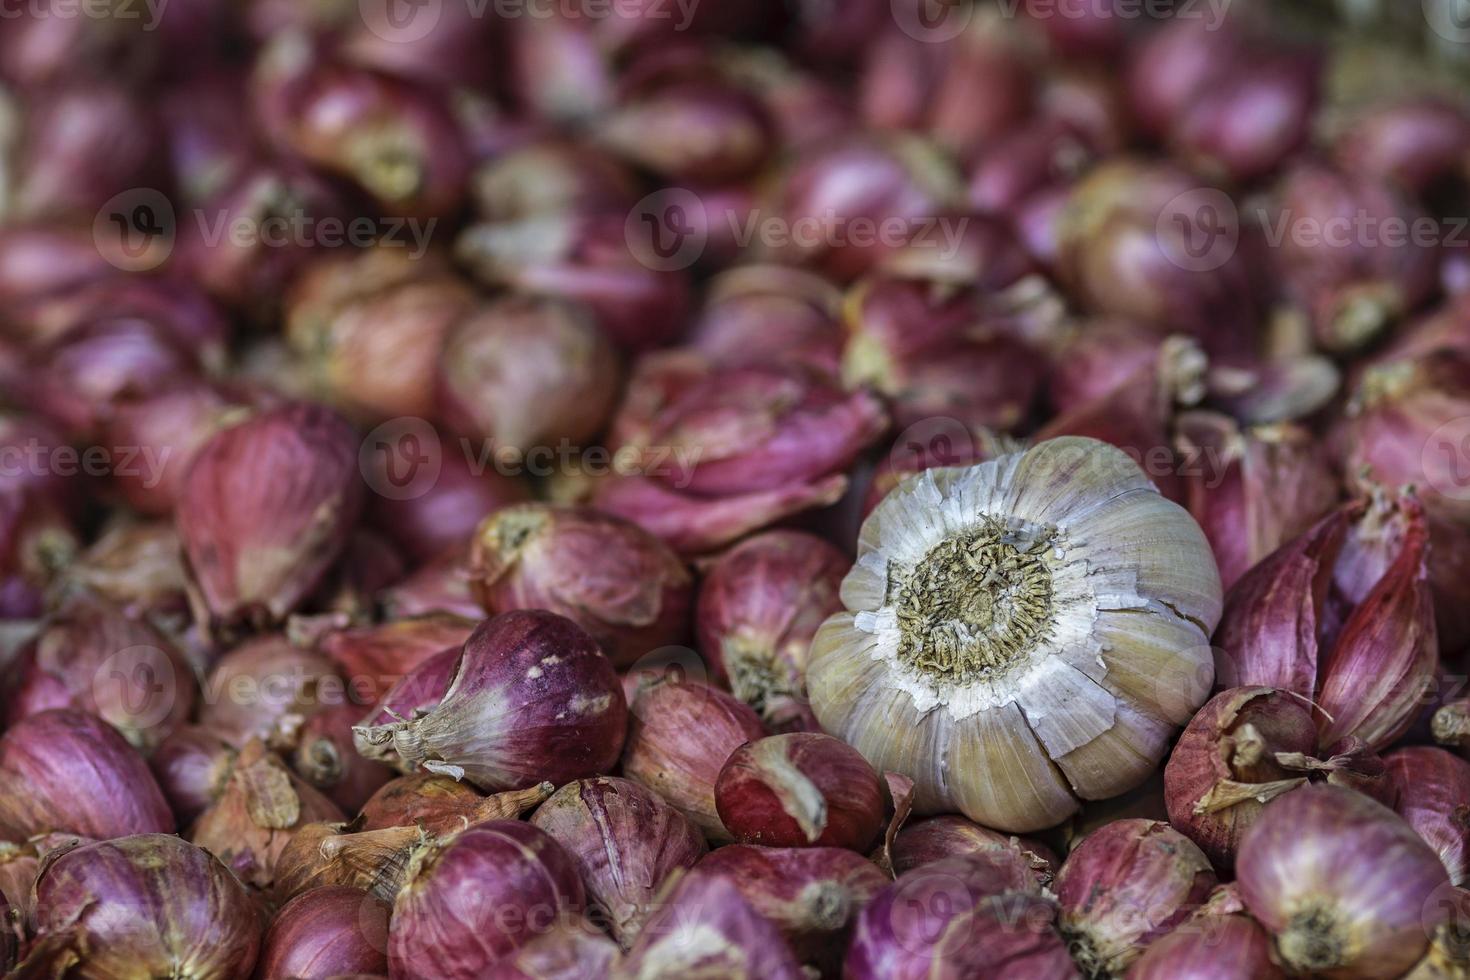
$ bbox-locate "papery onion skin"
[845,853,1077,980]
[1125,913,1286,980]
[891,814,1059,884]
[622,679,767,841]
[1237,784,1451,979]
[483,923,621,980]
[469,504,693,670]
[257,885,389,980]
[356,610,627,792]
[319,613,475,706]
[288,701,396,813]
[530,776,707,947]
[198,635,346,748]
[1386,746,1470,887]
[354,646,460,755]
[695,844,888,971]
[695,530,847,725]
[24,833,261,979]
[176,402,364,631]
[0,708,173,842]
[715,732,885,851]
[389,821,585,979]
[1163,687,1320,868]
[616,869,805,980]
[150,724,238,826]
[1055,818,1217,976]
[359,773,551,834]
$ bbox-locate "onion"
[0,708,173,842]
[358,774,552,834]
[1386,746,1470,887]
[21,834,261,978]
[319,613,475,707]
[891,814,1058,884]
[198,635,346,748]
[150,724,238,826]
[257,885,390,979]
[355,610,627,792]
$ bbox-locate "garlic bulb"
[808,436,1223,832]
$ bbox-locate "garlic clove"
[946,703,1079,833]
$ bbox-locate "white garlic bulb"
[808,437,1223,832]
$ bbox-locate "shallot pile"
[2,1,1470,977]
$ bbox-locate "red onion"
[0,486,76,620]
[470,142,637,222]
[715,733,885,851]
[257,885,389,979]
[1335,98,1470,200]
[284,702,396,814]
[1125,17,1244,141]
[355,610,627,792]
[435,296,622,453]
[846,853,1075,979]
[367,446,531,569]
[160,70,259,207]
[379,546,486,621]
[891,815,1059,884]
[530,776,707,947]
[505,16,614,125]
[686,265,845,376]
[24,834,261,978]
[696,845,888,971]
[319,613,475,706]
[189,739,346,891]
[354,646,460,749]
[468,504,692,669]
[358,775,552,836]
[388,821,585,978]
[1175,412,1341,590]
[968,119,1097,216]
[198,635,346,748]
[694,529,845,727]
[150,724,238,826]
[0,224,117,308]
[1055,819,1217,975]
[598,80,773,185]
[338,0,499,90]
[622,678,767,840]
[0,708,172,842]
[177,402,363,631]
[7,592,198,751]
[0,3,152,89]
[483,923,621,980]
[1237,785,1451,978]
[456,211,692,353]
[1386,746,1470,887]
[1127,913,1285,980]
[618,869,804,979]
[258,43,469,220]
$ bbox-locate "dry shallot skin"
[176,402,364,633]
[890,814,1060,884]
[198,635,347,749]
[1162,687,1320,869]
[318,613,476,707]
[358,773,549,834]
[483,923,621,980]
[379,546,486,620]
[354,646,461,756]
[529,776,708,948]
[22,834,262,979]
[468,504,693,670]
[616,869,805,980]
[809,437,1223,834]
[189,739,346,892]
[694,845,890,971]
[1386,746,1470,887]
[150,725,238,826]
[355,610,627,792]
[597,79,774,185]
[695,529,846,725]
[621,679,767,841]
[1175,412,1341,591]
[686,265,846,377]
[715,732,885,851]
[435,295,622,454]
[1055,819,1218,976]
[1125,913,1286,980]
[846,852,1077,980]
[0,708,173,843]
[1237,785,1451,979]
[389,821,586,979]
[6,592,198,752]
[257,885,390,979]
